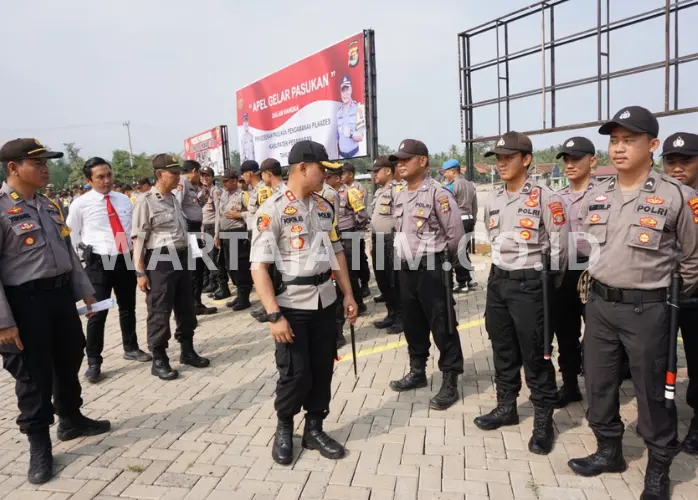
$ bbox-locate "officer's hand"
[0,326,23,351]
[214,237,221,249]
[83,296,97,318]
[138,275,151,293]
[344,297,358,325]
[270,317,294,344]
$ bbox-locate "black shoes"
[202,282,218,294]
[124,349,152,362]
[429,372,459,410]
[301,415,345,460]
[361,284,371,298]
[27,430,52,485]
[232,294,251,311]
[84,363,101,384]
[453,283,469,293]
[56,414,111,442]
[152,358,178,380]
[474,402,519,431]
[374,295,385,303]
[683,424,698,455]
[568,438,627,477]
[180,339,210,368]
[373,314,395,329]
[195,303,217,315]
[272,419,294,465]
[528,405,555,455]
[211,286,231,300]
[387,315,404,334]
[358,302,367,315]
[555,376,583,408]
[390,358,427,392]
[640,452,671,500]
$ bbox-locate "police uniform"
[241,112,255,162]
[475,132,569,456]
[200,167,225,294]
[0,139,110,485]
[132,154,211,381]
[388,139,465,411]
[369,156,404,334]
[216,171,253,311]
[349,178,372,295]
[567,108,698,499]
[337,175,368,311]
[336,75,365,159]
[442,159,478,291]
[661,132,698,455]
[251,140,348,465]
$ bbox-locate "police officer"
[388,139,465,411]
[662,132,698,455]
[0,138,110,484]
[441,159,478,292]
[552,137,597,406]
[476,131,569,455]
[341,163,371,297]
[336,75,365,159]
[132,154,211,381]
[201,166,224,294]
[175,160,216,315]
[567,108,698,500]
[250,140,357,465]
[369,156,404,334]
[337,166,368,313]
[215,169,252,311]
[241,112,255,162]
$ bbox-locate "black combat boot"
[152,349,178,380]
[336,324,347,349]
[202,280,218,294]
[232,290,251,311]
[568,438,627,477]
[84,362,101,384]
[429,372,460,411]
[301,414,345,460]
[57,413,111,441]
[640,452,671,500]
[180,338,210,368]
[373,294,385,303]
[212,284,231,300]
[555,374,583,408]
[27,429,53,485]
[387,313,404,334]
[474,400,519,431]
[389,358,428,392]
[272,418,294,465]
[528,405,555,455]
[683,416,698,455]
[195,303,217,315]
[373,310,395,329]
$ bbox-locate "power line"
[0,121,123,133]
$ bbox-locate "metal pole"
[123,121,134,169]
[541,8,546,129]
[665,0,671,112]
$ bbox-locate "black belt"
[6,273,71,293]
[281,270,332,286]
[400,252,446,271]
[492,265,541,280]
[592,280,666,304]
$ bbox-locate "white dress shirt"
[66,189,134,255]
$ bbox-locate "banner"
[184,126,227,175]
[236,32,367,165]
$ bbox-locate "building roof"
[593,165,617,177]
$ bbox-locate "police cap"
[200,166,215,176]
[218,169,239,180]
[484,132,533,157]
[152,154,184,172]
[340,75,352,89]
[662,133,698,157]
[441,159,460,171]
[389,139,429,162]
[288,140,338,169]
[0,138,64,162]
[598,106,659,138]
[556,136,596,159]
[372,156,395,171]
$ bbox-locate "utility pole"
[122,121,134,169]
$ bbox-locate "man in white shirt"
[66,157,150,384]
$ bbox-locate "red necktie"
[105,194,128,253]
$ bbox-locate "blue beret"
[441,159,460,171]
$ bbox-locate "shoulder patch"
[256,213,272,232]
[548,201,567,226]
[687,197,698,224]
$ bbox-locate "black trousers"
[584,288,680,460]
[84,253,138,364]
[186,219,205,304]
[371,232,400,315]
[1,278,85,434]
[454,218,474,285]
[146,249,198,352]
[220,228,253,294]
[485,269,559,407]
[203,223,226,287]
[399,262,464,374]
[275,299,337,419]
[340,236,363,305]
[359,237,370,287]
[551,268,583,379]
[680,303,698,423]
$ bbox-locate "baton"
[349,306,358,378]
[665,260,681,409]
[442,254,456,336]
[541,249,552,360]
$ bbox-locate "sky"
[1,0,697,159]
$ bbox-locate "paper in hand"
[77,298,116,316]
[189,235,203,259]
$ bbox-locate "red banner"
[184,126,226,175]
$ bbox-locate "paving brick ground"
[1,255,697,499]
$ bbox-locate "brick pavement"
[1,255,697,499]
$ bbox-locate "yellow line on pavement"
[336,318,484,363]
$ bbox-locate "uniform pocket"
[627,226,662,251]
[275,343,292,377]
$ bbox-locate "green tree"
[65,143,87,187]
[111,149,153,184]
[48,157,71,189]
[230,150,241,170]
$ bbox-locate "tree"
[65,143,87,187]
[111,149,153,184]
[229,150,241,171]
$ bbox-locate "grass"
[127,464,145,473]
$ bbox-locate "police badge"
[348,40,359,68]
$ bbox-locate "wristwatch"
[135,270,146,278]
[267,312,283,323]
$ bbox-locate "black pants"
[1,278,85,434]
[340,236,363,305]
[146,249,198,352]
[203,223,226,288]
[371,232,400,315]
[220,228,253,294]
[359,237,370,287]
[275,300,337,419]
[485,269,559,407]
[680,303,698,423]
[84,253,138,364]
[551,268,583,379]
[454,218,474,286]
[399,262,464,374]
[584,288,680,460]
[186,219,205,304]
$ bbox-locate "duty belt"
[281,270,332,286]
[592,280,666,304]
[492,266,541,280]
[6,273,71,293]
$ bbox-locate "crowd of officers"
[1,104,698,498]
